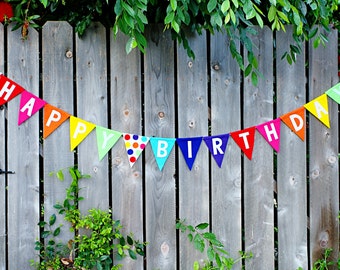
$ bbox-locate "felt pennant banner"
[256,118,281,152]
[123,133,149,167]
[230,126,256,160]
[203,134,229,168]
[1,73,340,172]
[0,74,25,106]
[96,126,122,160]
[304,94,330,128]
[150,137,176,171]
[43,104,70,138]
[280,107,305,141]
[18,90,47,125]
[177,137,203,170]
[70,116,96,151]
[326,82,340,104]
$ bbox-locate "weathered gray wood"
[7,26,40,269]
[76,23,109,212]
[243,26,275,269]
[177,31,210,269]
[144,25,177,270]
[110,31,144,269]
[210,31,242,266]
[41,21,74,249]
[276,26,308,269]
[0,23,6,270]
[309,28,339,264]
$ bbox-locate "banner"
[0,73,339,171]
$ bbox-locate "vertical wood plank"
[177,31,209,269]
[0,23,6,270]
[76,23,109,212]
[309,28,339,264]
[276,26,308,269]
[243,27,275,269]
[7,26,40,269]
[144,25,177,270]
[42,21,74,247]
[110,32,143,269]
[210,31,242,265]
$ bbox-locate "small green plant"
[176,219,252,270]
[30,166,146,270]
[312,248,336,270]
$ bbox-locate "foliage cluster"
[176,219,252,269]
[3,0,340,85]
[30,167,146,270]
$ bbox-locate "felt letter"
[264,122,278,142]
[212,138,223,155]
[289,114,303,132]
[46,109,61,127]
[20,97,36,117]
[187,140,192,158]
[0,81,16,101]
[101,131,114,149]
[157,140,168,158]
[238,132,250,149]
[73,122,87,139]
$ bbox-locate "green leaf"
[164,11,175,24]
[207,246,215,261]
[128,249,137,260]
[49,214,56,226]
[207,0,217,13]
[40,0,48,8]
[251,71,258,86]
[42,230,51,238]
[56,170,64,181]
[195,223,209,230]
[193,261,200,270]
[221,0,230,14]
[268,5,276,22]
[127,235,134,245]
[171,20,180,33]
[126,37,137,54]
[170,0,177,11]
[53,227,61,237]
[121,1,135,17]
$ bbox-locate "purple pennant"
[203,134,229,168]
[177,137,203,170]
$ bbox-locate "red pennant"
[0,74,25,106]
[230,126,256,160]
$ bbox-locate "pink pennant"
[256,118,281,152]
[18,90,47,125]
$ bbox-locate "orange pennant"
[280,107,305,141]
[43,104,70,138]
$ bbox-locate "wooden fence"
[0,22,339,269]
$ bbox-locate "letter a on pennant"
[304,94,330,128]
[203,134,229,168]
[280,107,305,141]
[96,126,122,160]
[256,118,281,152]
[230,126,256,160]
[18,90,47,125]
[150,137,176,171]
[70,116,96,151]
[177,137,203,170]
[43,104,70,138]
[0,75,25,106]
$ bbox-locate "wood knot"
[161,242,170,256]
[65,50,73,58]
[158,111,165,119]
[123,109,130,116]
[188,61,193,68]
[188,120,195,128]
[212,63,220,71]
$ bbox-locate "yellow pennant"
[70,116,96,151]
[304,94,330,128]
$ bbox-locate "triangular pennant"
[123,133,149,167]
[43,104,70,138]
[326,82,340,104]
[96,126,122,160]
[0,74,25,106]
[230,126,256,160]
[150,137,176,170]
[70,116,96,151]
[256,118,281,152]
[280,106,305,141]
[203,134,229,168]
[177,137,203,170]
[304,94,330,128]
[18,90,47,125]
